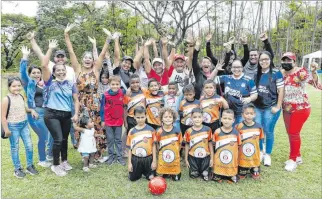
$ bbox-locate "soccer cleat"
[264,154,271,166]
[284,159,297,172]
[26,165,39,175]
[60,161,73,171]
[14,168,26,178]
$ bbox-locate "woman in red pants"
[281,52,322,172]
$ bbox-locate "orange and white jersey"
[200,95,223,124]
[156,126,182,175]
[126,124,156,157]
[184,125,212,158]
[213,128,241,177]
[144,89,164,126]
[235,122,264,168]
[179,99,200,126]
[124,89,146,118]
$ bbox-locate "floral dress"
[76,71,106,159]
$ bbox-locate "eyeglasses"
[259,58,270,62]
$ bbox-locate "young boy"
[213,109,241,184]
[235,104,264,180]
[127,106,157,181]
[100,75,126,166]
[184,108,213,181]
[163,82,183,130]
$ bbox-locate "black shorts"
[129,155,155,181]
[238,166,261,177]
[188,155,211,180]
[127,116,137,134]
[203,120,220,134]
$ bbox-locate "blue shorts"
[81,153,90,157]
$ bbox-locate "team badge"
[135,147,147,157]
[241,83,245,87]
[150,107,159,118]
[194,147,207,158]
[219,149,233,164]
[143,137,148,143]
[203,112,211,123]
[185,118,193,126]
[242,143,255,157]
[162,149,175,163]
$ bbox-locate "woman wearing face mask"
[41,40,79,176]
[209,59,258,126]
[64,24,112,159]
[254,51,284,166]
[280,52,322,172]
[19,46,53,168]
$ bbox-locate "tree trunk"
[255,2,262,48]
[268,1,272,39]
[227,0,233,41]
[311,1,319,52]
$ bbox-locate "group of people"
[1,23,321,183]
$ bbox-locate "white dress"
[78,128,97,153]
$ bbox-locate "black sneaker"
[26,165,39,175]
[117,158,126,166]
[106,157,115,166]
[14,168,26,178]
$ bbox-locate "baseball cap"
[123,56,134,63]
[55,50,66,57]
[281,52,296,61]
[174,54,185,61]
[152,58,164,66]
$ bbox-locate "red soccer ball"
[148,176,167,195]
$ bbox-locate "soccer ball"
[148,176,167,195]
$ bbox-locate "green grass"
[1,78,321,198]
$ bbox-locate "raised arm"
[27,31,45,59]
[260,32,274,59]
[143,39,153,75]
[208,60,225,80]
[133,45,144,70]
[168,43,176,64]
[239,35,249,66]
[151,38,158,58]
[113,32,121,68]
[205,33,218,66]
[19,46,31,89]
[192,40,201,77]
[161,37,171,70]
[42,40,58,82]
[88,36,98,61]
[93,28,113,77]
[186,39,196,71]
[64,23,81,75]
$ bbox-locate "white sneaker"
[98,156,109,163]
[89,164,97,168]
[60,161,73,171]
[296,156,303,164]
[46,155,53,161]
[51,165,67,176]
[83,167,90,172]
[285,159,297,172]
[260,152,264,162]
[264,154,271,166]
[38,161,52,168]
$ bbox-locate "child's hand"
[124,122,128,129]
[126,88,132,96]
[209,159,213,167]
[185,160,190,168]
[151,161,157,170]
[128,163,133,172]
[31,109,39,120]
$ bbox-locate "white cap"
[152,58,164,66]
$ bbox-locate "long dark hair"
[99,69,110,83]
[256,51,274,86]
[28,65,42,75]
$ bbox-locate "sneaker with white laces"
[89,164,97,168]
[26,165,39,175]
[83,167,90,172]
[98,156,109,163]
[51,165,67,176]
[38,161,52,168]
[260,151,264,162]
[285,159,297,172]
[14,168,26,178]
[60,161,72,171]
[296,156,303,164]
[264,154,271,166]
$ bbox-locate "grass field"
[1,78,321,198]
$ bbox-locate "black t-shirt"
[34,86,44,107]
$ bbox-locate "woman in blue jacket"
[20,46,52,167]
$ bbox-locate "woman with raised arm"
[64,23,112,160]
[41,40,79,176]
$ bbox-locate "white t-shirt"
[135,66,148,88]
[78,128,97,153]
[48,61,76,83]
[168,69,190,93]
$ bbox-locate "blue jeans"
[106,126,122,160]
[8,120,34,170]
[255,107,281,154]
[27,107,52,161]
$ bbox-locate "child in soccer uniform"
[163,82,183,131]
[184,108,213,181]
[124,74,146,133]
[145,78,164,130]
[156,108,182,181]
[179,84,200,135]
[235,104,264,180]
[213,109,241,184]
[127,106,157,181]
[200,80,229,133]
